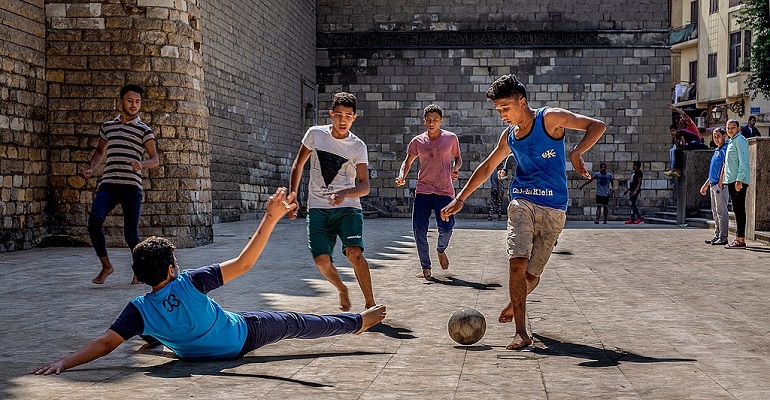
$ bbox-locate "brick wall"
[317,1,674,220]
[316,0,669,32]
[45,0,212,248]
[200,0,316,222]
[0,0,48,251]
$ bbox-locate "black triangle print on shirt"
[317,150,349,186]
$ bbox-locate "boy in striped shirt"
[83,84,159,284]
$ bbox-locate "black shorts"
[595,195,610,206]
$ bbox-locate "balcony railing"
[669,23,698,46]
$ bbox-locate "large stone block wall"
[0,1,48,252]
[316,0,669,32]
[317,1,674,220]
[199,0,316,222]
[44,0,212,248]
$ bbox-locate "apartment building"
[670,0,768,134]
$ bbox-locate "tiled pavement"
[2,217,770,399]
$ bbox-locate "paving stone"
[1,218,770,398]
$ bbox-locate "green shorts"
[307,207,365,260]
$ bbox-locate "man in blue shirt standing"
[580,162,614,224]
[700,127,729,246]
[441,75,606,350]
[723,119,751,249]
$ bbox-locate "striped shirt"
[99,115,155,188]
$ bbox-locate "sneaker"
[487,216,493,221]
[625,219,636,224]
[705,238,717,244]
[594,220,599,224]
[603,221,607,224]
[635,218,644,224]
[725,240,747,249]
[711,239,728,246]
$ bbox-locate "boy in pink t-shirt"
[396,104,462,278]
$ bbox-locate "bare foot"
[416,268,431,278]
[438,251,449,270]
[338,287,351,312]
[130,275,141,285]
[92,266,114,284]
[498,302,513,323]
[506,332,532,350]
[355,305,387,334]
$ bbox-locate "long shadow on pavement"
[530,333,696,367]
[424,276,503,290]
[66,350,392,388]
[366,322,418,339]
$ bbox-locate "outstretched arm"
[579,176,595,189]
[395,153,417,186]
[31,329,125,375]
[219,188,297,284]
[668,104,695,126]
[440,128,511,221]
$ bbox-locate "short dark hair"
[669,124,678,131]
[599,162,607,168]
[132,236,176,286]
[423,104,443,118]
[485,74,528,102]
[632,161,641,168]
[727,119,740,129]
[749,115,757,122]
[120,84,144,99]
[332,92,357,113]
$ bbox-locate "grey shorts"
[506,198,566,277]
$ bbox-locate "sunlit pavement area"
[2,217,770,399]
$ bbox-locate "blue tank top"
[507,107,569,210]
[130,271,247,360]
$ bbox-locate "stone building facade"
[1,0,315,252]
[200,0,316,222]
[1,1,48,252]
[1,0,671,253]
[316,0,674,219]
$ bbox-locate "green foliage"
[738,0,770,99]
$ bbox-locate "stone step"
[644,217,678,225]
[756,230,770,245]
[684,217,713,229]
[654,211,677,219]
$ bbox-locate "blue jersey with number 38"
[130,270,247,360]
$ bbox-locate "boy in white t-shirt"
[289,93,375,312]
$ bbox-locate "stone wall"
[316,0,668,32]
[44,0,212,248]
[747,137,770,239]
[199,0,316,222]
[0,0,48,252]
[316,0,673,220]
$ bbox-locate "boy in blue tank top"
[32,188,386,375]
[441,75,606,350]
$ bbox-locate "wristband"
[455,197,464,203]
